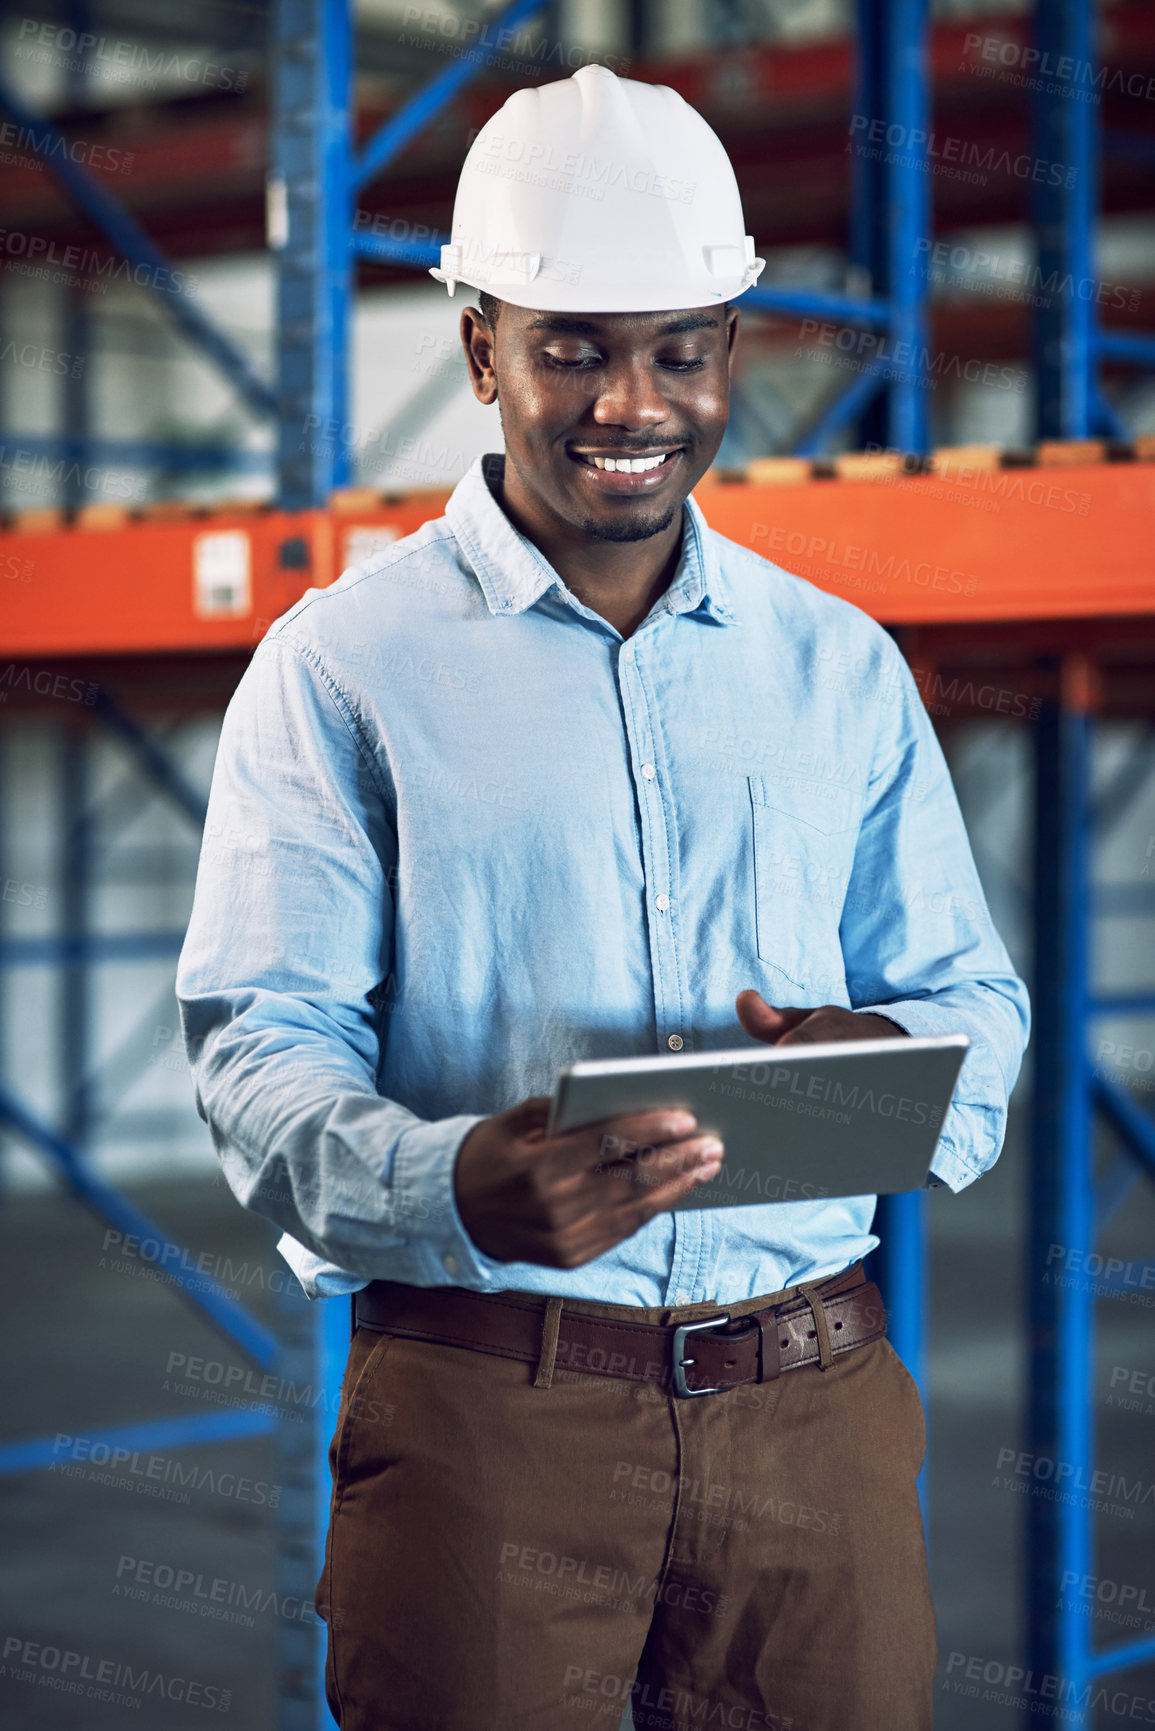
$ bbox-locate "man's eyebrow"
[654,314,720,335]
[524,313,721,336]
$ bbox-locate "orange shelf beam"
[699,448,1155,624]
[0,495,448,659]
[1,449,1153,660]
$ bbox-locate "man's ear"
[461,306,498,405]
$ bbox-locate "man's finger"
[546,1109,700,1174]
[505,1097,554,1140]
[596,1134,723,1190]
[774,1016,833,1047]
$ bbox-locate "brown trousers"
[317,1264,935,1731]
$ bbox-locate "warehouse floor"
[2,1106,1153,1731]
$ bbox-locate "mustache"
[568,443,688,455]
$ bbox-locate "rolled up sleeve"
[841,644,1031,1191]
[176,632,501,1287]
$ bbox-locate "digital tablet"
[547,1034,969,1208]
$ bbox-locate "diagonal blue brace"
[1096,330,1155,369]
[0,1409,278,1477]
[743,286,891,329]
[794,361,887,456]
[352,230,445,269]
[0,77,276,423]
[1088,1633,1155,1679]
[0,931,185,966]
[1090,991,1155,1015]
[354,0,546,191]
[1091,385,1129,441]
[1092,1072,1155,1184]
[91,690,209,829]
[1091,1147,1140,1236]
[0,1082,278,1369]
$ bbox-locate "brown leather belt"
[352,1262,886,1399]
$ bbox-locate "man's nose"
[588,361,671,430]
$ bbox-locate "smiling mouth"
[572,449,681,474]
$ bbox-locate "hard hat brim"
[429,257,765,314]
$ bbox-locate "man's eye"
[541,348,708,371]
[544,349,601,369]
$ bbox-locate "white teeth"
[588,453,670,472]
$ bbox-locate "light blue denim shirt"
[177,453,1029,1305]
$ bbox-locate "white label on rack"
[194,530,251,618]
[342,524,400,569]
[266,173,289,251]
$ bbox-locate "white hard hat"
[431,63,764,313]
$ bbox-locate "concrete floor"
[2,1106,1154,1730]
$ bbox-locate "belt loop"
[798,1283,834,1371]
[534,1297,564,1389]
[757,1311,781,1383]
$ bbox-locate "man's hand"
[454,1097,723,1267]
[735,989,909,1047]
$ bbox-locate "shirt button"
[442,1253,459,1276]
[667,1034,684,1052]
[641,763,656,780]
[656,894,670,911]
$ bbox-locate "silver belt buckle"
[671,1312,732,1398]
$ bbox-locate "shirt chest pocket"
[748,775,862,996]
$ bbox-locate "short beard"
[573,502,682,543]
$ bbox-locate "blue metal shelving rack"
[1025,5,1155,1723]
[1026,661,1155,1729]
[2,3,1154,1728]
[0,702,281,1455]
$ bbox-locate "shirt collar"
[445,454,740,628]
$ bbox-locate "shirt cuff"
[390,1112,511,1287]
[851,998,992,1193]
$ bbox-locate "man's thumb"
[735,990,810,1044]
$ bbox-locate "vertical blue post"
[269,17,353,1712]
[62,291,91,510]
[62,1,94,508]
[314,1298,349,1730]
[274,1282,342,1731]
[849,0,890,454]
[849,0,882,289]
[271,0,352,508]
[876,1189,928,1519]
[1026,657,1094,1724]
[885,0,930,452]
[60,726,93,1149]
[1032,0,1096,438]
[0,732,6,1191]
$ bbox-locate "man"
[178,64,1029,1731]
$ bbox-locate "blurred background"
[0,0,1153,1727]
